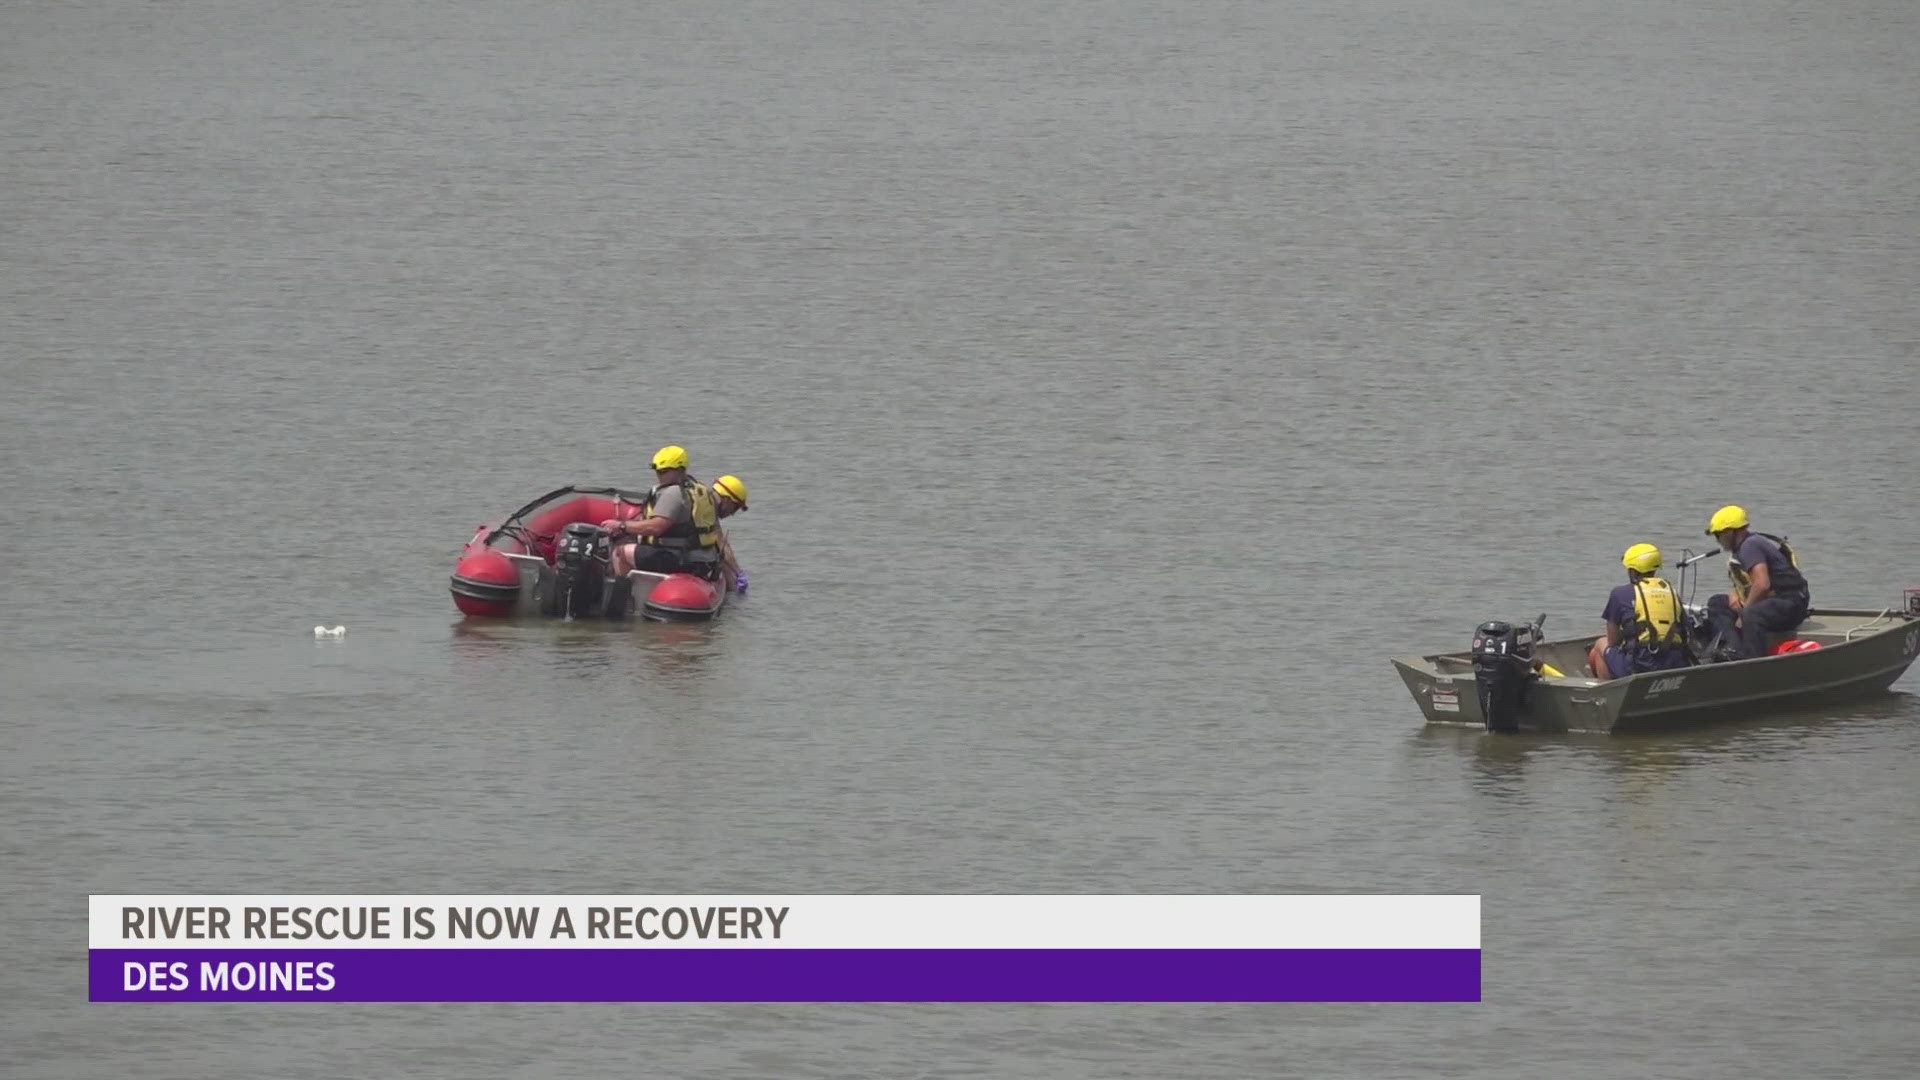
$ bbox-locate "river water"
[5,0,1918,1075]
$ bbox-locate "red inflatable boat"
[450,486,728,621]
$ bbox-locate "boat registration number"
[1429,686,1459,712]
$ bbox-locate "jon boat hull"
[1392,608,1920,734]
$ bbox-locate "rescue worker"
[601,445,723,579]
[710,474,750,593]
[1587,543,1693,680]
[1704,505,1810,658]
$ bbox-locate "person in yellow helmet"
[710,475,749,593]
[1703,505,1809,658]
[601,445,723,579]
[711,475,748,519]
[1586,543,1693,680]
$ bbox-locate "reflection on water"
[1601,691,1918,762]
[635,621,721,688]
[448,619,521,658]
[449,616,722,686]
[1429,726,1537,799]
[1416,691,1919,801]
[1415,724,1599,798]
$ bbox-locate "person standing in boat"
[1704,505,1810,658]
[601,445,724,579]
[1587,543,1693,679]
[710,474,750,593]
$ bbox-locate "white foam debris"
[313,625,346,638]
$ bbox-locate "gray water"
[5,0,1919,1075]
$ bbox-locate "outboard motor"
[1674,549,1739,662]
[1679,602,1723,662]
[1471,616,1543,734]
[1691,597,1746,663]
[543,522,611,618]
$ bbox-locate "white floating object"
[314,626,328,637]
[314,625,347,638]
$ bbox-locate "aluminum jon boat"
[1392,607,1920,734]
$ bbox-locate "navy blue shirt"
[1736,533,1800,592]
[1601,584,1638,628]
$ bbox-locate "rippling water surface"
[5,0,1918,1076]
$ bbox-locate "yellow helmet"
[1622,543,1662,575]
[651,445,689,472]
[712,475,748,509]
[1705,504,1748,535]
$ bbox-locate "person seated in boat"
[1587,543,1693,680]
[601,445,724,580]
[1703,504,1810,659]
[710,474,750,593]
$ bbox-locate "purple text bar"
[91,948,1478,1002]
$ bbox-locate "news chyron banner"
[91,895,1480,1002]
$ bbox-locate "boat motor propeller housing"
[1472,615,1545,734]
[544,522,612,618]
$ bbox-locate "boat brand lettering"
[1428,687,1459,712]
[1645,675,1686,696]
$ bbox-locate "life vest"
[644,478,721,551]
[1726,532,1808,602]
[1626,576,1685,650]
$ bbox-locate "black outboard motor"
[543,522,612,618]
[1471,616,1544,734]
[1680,602,1727,663]
[1674,548,1737,663]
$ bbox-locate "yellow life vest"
[1629,576,1684,648]
[644,479,721,551]
[688,481,720,549]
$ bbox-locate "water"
[5,0,1919,1075]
